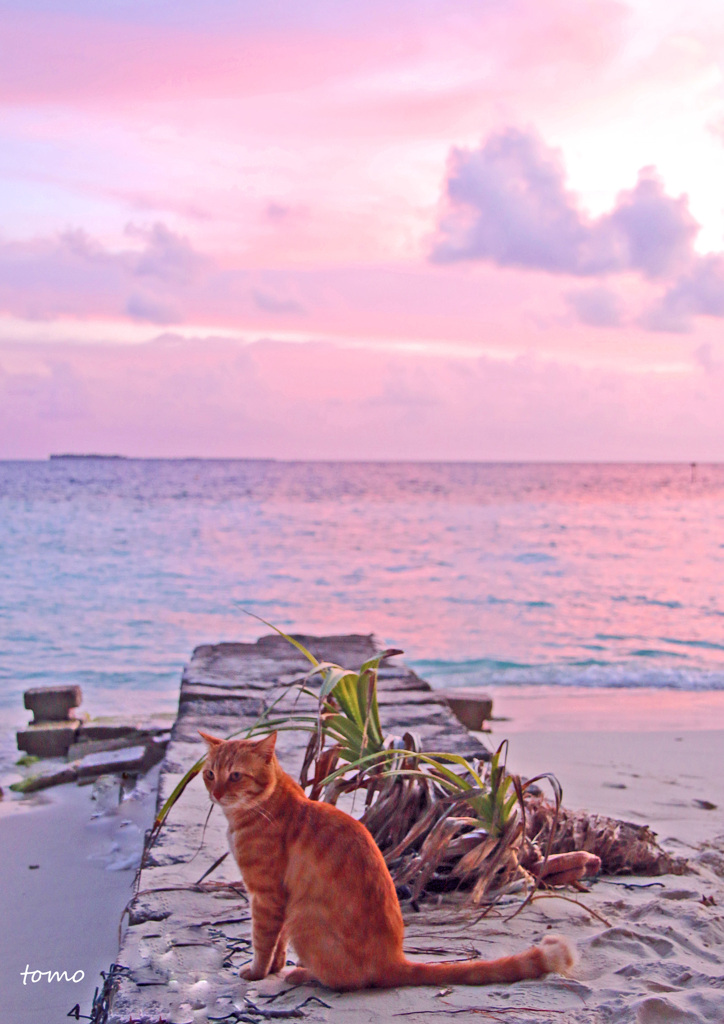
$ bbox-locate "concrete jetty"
[107,635,551,1024]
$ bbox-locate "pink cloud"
[0,222,542,337]
[432,129,699,279]
[0,13,405,108]
[642,255,724,333]
[2,335,723,461]
[0,2,626,111]
[430,126,724,335]
[0,224,211,324]
[0,0,669,279]
[2,0,724,466]
[1,214,721,353]
[565,286,624,328]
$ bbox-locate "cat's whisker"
[252,804,274,825]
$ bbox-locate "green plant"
[315,739,541,902]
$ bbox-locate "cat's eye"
[229,771,242,782]
[204,769,215,781]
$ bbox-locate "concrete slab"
[77,745,148,779]
[80,718,172,741]
[436,688,494,730]
[16,720,81,757]
[67,733,169,761]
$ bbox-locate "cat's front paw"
[240,966,268,981]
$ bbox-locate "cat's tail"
[381,935,575,987]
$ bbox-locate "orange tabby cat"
[199,730,574,991]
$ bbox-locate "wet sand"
[0,773,158,1024]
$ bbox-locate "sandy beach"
[2,688,723,1023]
[486,686,724,848]
[0,770,159,1024]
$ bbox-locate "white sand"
[452,688,724,1024]
[498,729,723,849]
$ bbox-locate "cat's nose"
[212,787,224,801]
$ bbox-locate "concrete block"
[17,720,81,757]
[437,688,494,731]
[77,745,148,780]
[23,685,82,722]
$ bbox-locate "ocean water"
[2,460,724,738]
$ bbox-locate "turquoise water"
[2,460,724,737]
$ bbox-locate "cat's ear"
[198,730,223,748]
[254,731,277,762]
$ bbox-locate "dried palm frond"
[524,795,689,875]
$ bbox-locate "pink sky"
[2,0,724,459]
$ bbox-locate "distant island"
[49,454,128,460]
